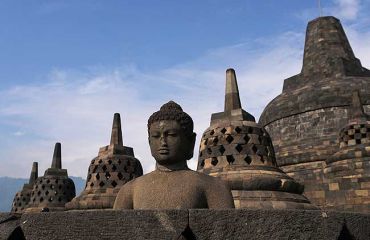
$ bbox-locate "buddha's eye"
[167,131,178,137]
[150,132,160,138]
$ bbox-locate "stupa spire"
[51,142,62,169]
[301,16,367,77]
[224,68,242,112]
[349,91,369,120]
[110,113,123,146]
[28,162,38,185]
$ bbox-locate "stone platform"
[1,209,370,240]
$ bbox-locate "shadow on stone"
[8,226,26,240]
[178,225,197,240]
[337,223,355,240]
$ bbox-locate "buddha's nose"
[160,136,167,146]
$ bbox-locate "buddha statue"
[113,101,235,209]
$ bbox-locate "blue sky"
[1,0,370,178]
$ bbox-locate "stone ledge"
[1,209,370,239]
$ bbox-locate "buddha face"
[149,120,196,165]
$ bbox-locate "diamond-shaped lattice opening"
[40,197,44,202]
[98,159,103,164]
[226,135,234,143]
[41,185,45,190]
[108,159,112,164]
[226,155,235,164]
[219,145,225,155]
[200,160,205,167]
[99,181,105,187]
[244,135,250,143]
[235,144,243,153]
[112,165,117,171]
[220,128,227,134]
[211,157,218,166]
[207,148,212,154]
[260,156,265,163]
[37,191,41,196]
[212,137,219,145]
[87,174,91,181]
[199,152,203,158]
[235,126,242,133]
[35,185,38,189]
[247,127,253,134]
[244,156,252,164]
[252,145,258,153]
[102,165,107,171]
[105,172,111,179]
[48,197,53,202]
[46,179,50,184]
[92,165,98,173]
[58,185,62,190]
[210,130,215,136]
[117,172,123,180]
[118,159,122,165]
[91,160,95,164]
[96,173,100,180]
[45,190,49,196]
[90,182,94,187]
[58,197,62,202]
[111,181,118,187]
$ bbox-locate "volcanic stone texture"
[259,16,370,209]
[198,69,314,210]
[66,113,143,210]
[1,210,370,239]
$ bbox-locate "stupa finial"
[349,91,368,119]
[110,113,123,146]
[51,142,62,169]
[224,68,242,112]
[28,162,38,185]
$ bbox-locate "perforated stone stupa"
[66,113,143,210]
[259,16,370,208]
[25,143,76,212]
[197,69,315,209]
[11,162,38,214]
[324,91,370,212]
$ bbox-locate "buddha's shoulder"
[179,170,225,184]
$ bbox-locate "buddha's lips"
[158,148,169,154]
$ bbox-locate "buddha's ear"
[187,132,197,160]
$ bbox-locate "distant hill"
[0,176,85,212]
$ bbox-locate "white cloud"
[332,0,361,20]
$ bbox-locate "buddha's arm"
[113,182,134,209]
[206,178,235,209]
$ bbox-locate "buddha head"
[148,101,196,166]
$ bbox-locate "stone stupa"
[25,143,76,212]
[11,162,38,214]
[197,69,316,209]
[324,91,370,212]
[66,113,143,210]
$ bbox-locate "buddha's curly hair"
[148,101,194,136]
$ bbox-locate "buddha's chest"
[132,174,207,209]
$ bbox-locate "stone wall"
[1,210,370,239]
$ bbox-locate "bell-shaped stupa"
[198,69,316,209]
[66,113,143,210]
[324,92,370,212]
[11,162,38,214]
[25,143,76,212]
[259,16,370,207]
